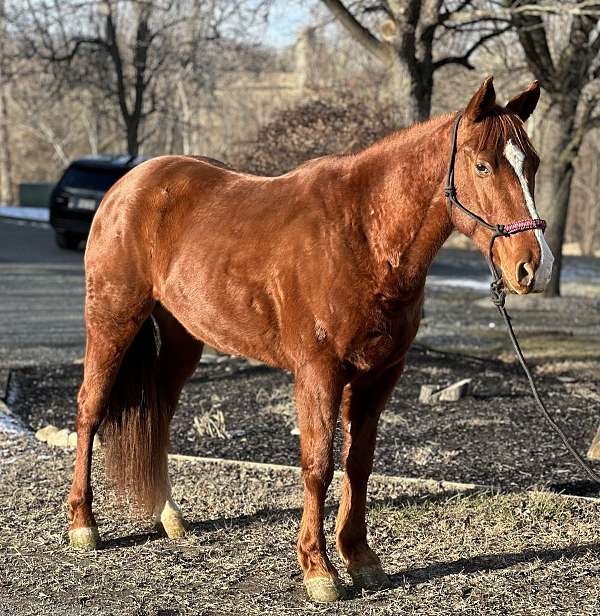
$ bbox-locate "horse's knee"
[302,459,334,493]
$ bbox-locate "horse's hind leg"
[68,295,153,550]
[335,363,404,590]
[152,304,204,539]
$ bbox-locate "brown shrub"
[232,90,401,176]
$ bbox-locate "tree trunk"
[177,80,192,155]
[126,117,140,157]
[163,116,174,154]
[539,162,574,296]
[387,55,431,125]
[0,0,12,204]
[533,103,576,297]
[0,81,12,204]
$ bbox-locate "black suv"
[49,155,145,249]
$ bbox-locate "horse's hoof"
[157,499,187,539]
[160,516,187,539]
[304,576,345,603]
[69,526,100,551]
[349,564,391,591]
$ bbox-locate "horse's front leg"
[295,361,345,603]
[336,362,404,590]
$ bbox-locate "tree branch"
[433,24,511,71]
[319,0,391,63]
[439,0,476,23]
[447,2,600,20]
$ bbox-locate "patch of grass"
[502,334,600,362]
[368,491,600,614]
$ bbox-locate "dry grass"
[1,429,600,615]
[194,410,229,440]
[255,384,296,423]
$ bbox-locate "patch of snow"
[426,276,490,293]
[0,404,27,435]
[0,205,50,222]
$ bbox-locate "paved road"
[0,219,85,368]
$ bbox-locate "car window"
[58,165,128,192]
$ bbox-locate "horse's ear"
[464,76,496,122]
[505,80,540,122]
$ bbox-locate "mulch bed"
[7,347,600,492]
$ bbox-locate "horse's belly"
[197,319,288,369]
[158,273,290,370]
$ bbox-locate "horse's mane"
[357,107,537,163]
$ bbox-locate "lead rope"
[445,113,600,486]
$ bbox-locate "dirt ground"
[1,428,600,616]
[8,345,600,493]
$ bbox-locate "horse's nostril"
[516,261,535,288]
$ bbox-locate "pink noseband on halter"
[501,218,547,236]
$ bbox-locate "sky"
[261,1,314,48]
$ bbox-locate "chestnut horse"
[67,77,552,602]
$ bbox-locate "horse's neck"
[352,114,455,292]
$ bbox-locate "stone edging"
[169,452,490,494]
[34,424,100,450]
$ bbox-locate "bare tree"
[319,0,510,124]
[10,0,244,156]
[571,133,600,256]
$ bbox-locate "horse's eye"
[475,162,490,176]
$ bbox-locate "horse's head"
[452,77,553,294]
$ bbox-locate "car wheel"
[55,231,82,250]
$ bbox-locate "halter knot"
[490,278,506,308]
[443,186,457,198]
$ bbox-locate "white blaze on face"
[503,139,554,291]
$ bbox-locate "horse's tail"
[101,316,169,515]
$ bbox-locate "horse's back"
[86,155,255,263]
